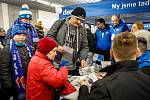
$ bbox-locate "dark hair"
[97,18,105,24]
[137,37,147,53]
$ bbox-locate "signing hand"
[80,79,89,86]
[96,72,107,79]
[81,60,86,68]
[58,46,64,52]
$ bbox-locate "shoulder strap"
[57,19,65,33]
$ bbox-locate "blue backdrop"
[59,0,150,19]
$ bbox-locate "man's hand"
[96,72,107,79]
[31,46,35,51]
[80,79,89,86]
[58,46,64,52]
[81,60,86,68]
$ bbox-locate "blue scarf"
[13,18,39,46]
[10,39,32,99]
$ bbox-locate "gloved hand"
[59,60,69,67]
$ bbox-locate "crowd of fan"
[0,4,150,100]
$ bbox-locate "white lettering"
[62,9,73,15]
[121,2,136,9]
[139,0,150,6]
[112,4,120,9]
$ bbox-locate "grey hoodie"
[47,17,89,69]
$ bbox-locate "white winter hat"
[133,30,150,49]
[19,4,32,20]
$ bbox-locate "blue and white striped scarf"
[10,39,32,99]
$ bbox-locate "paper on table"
[65,68,98,100]
[93,54,99,61]
[61,46,74,66]
[63,45,74,55]
[69,66,98,88]
[101,61,111,68]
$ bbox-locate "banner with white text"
[59,0,150,19]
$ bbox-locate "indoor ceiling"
[47,0,102,6]
[0,0,149,25]
[0,0,102,12]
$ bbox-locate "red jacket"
[26,51,68,100]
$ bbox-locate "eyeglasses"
[72,15,85,22]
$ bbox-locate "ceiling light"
[81,0,102,3]
[36,0,50,5]
[51,3,63,7]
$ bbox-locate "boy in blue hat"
[4,4,38,48]
[0,24,33,100]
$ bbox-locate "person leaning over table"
[78,32,150,100]
[26,37,76,100]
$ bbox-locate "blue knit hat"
[11,24,28,36]
[19,4,32,20]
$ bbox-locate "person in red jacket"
[26,37,69,100]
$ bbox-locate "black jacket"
[0,36,5,47]
[0,45,31,89]
[86,29,96,52]
[78,60,150,100]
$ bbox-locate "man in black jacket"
[85,23,96,66]
[78,32,150,100]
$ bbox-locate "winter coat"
[46,18,88,61]
[0,45,31,98]
[78,60,150,100]
[0,48,1,87]
[86,29,96,52]
[0,48,3,98]
[26,51,68,100]
[0,36,6,47]
[95,25,111,50]
[138,50,150,76]
[4,28,12,46]
[0,45,31,88]
[110,20,129,40]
